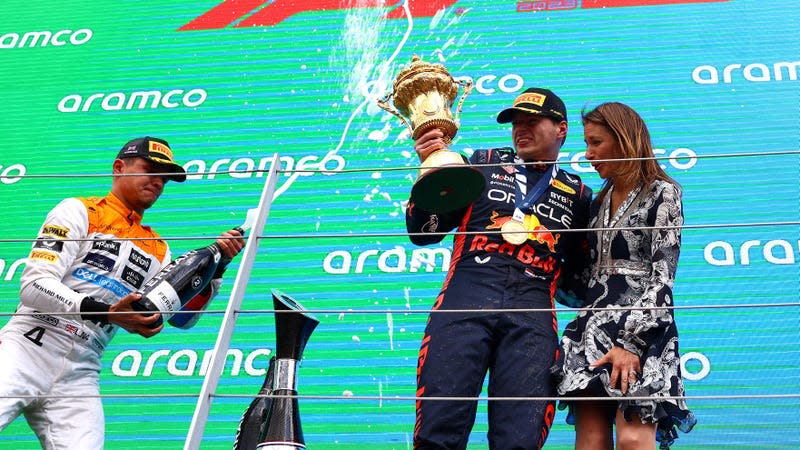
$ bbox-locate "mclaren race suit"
[0,193,218,449]
[407,147,591,450]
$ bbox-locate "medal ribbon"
[512,164,558,222]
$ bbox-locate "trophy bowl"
[378,56,485,213]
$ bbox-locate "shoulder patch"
[491,147,516,163]
[34,239,64,253]
[29,250,59,263]
[551,179,576,195]
[475,147,515,163]
[560,171,582,185]
[41,224,69,238]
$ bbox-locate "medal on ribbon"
[501,218,527,245]
[500,163,558,245]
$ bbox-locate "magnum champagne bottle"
[132,228,242,328]
[233,290,319,450]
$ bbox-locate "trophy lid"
[390,55,460,116]
[393,55,455,92]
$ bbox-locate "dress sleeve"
[19,198,89,314]
[616,183,683,356]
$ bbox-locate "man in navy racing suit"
[407,88,592,449]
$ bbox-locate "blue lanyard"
[513,164,558,219]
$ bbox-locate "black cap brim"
[163,165,187,183]
[165,166,187,183]
[146,157,187,182]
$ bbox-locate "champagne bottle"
[132,228,242,328]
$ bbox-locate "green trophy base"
[411,165,485,213]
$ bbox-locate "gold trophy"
[378,56,485,213]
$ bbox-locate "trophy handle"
[453,78,473,128]
[377,92,414,135]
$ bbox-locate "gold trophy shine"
[378,56,485,213]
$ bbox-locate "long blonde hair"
[581,102,677,202]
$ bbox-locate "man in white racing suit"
[0,137,244,449]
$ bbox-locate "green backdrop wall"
[1,0,798,448]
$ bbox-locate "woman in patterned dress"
[556,102,696,449]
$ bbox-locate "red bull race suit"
[406,147,591,450]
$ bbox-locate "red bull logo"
[523,214,559,253]
[487,211,559,252]
[469,235,556,273]
[486,211,512,230]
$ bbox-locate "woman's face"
[583,122,623,180]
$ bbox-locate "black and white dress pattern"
[556,180,696,448]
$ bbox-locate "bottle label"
[144,281,181,320]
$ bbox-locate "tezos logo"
[191,275,203,289]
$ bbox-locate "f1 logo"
[179,0,460,31]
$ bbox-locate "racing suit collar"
[105,192,143,225]
[513,155,549,173]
